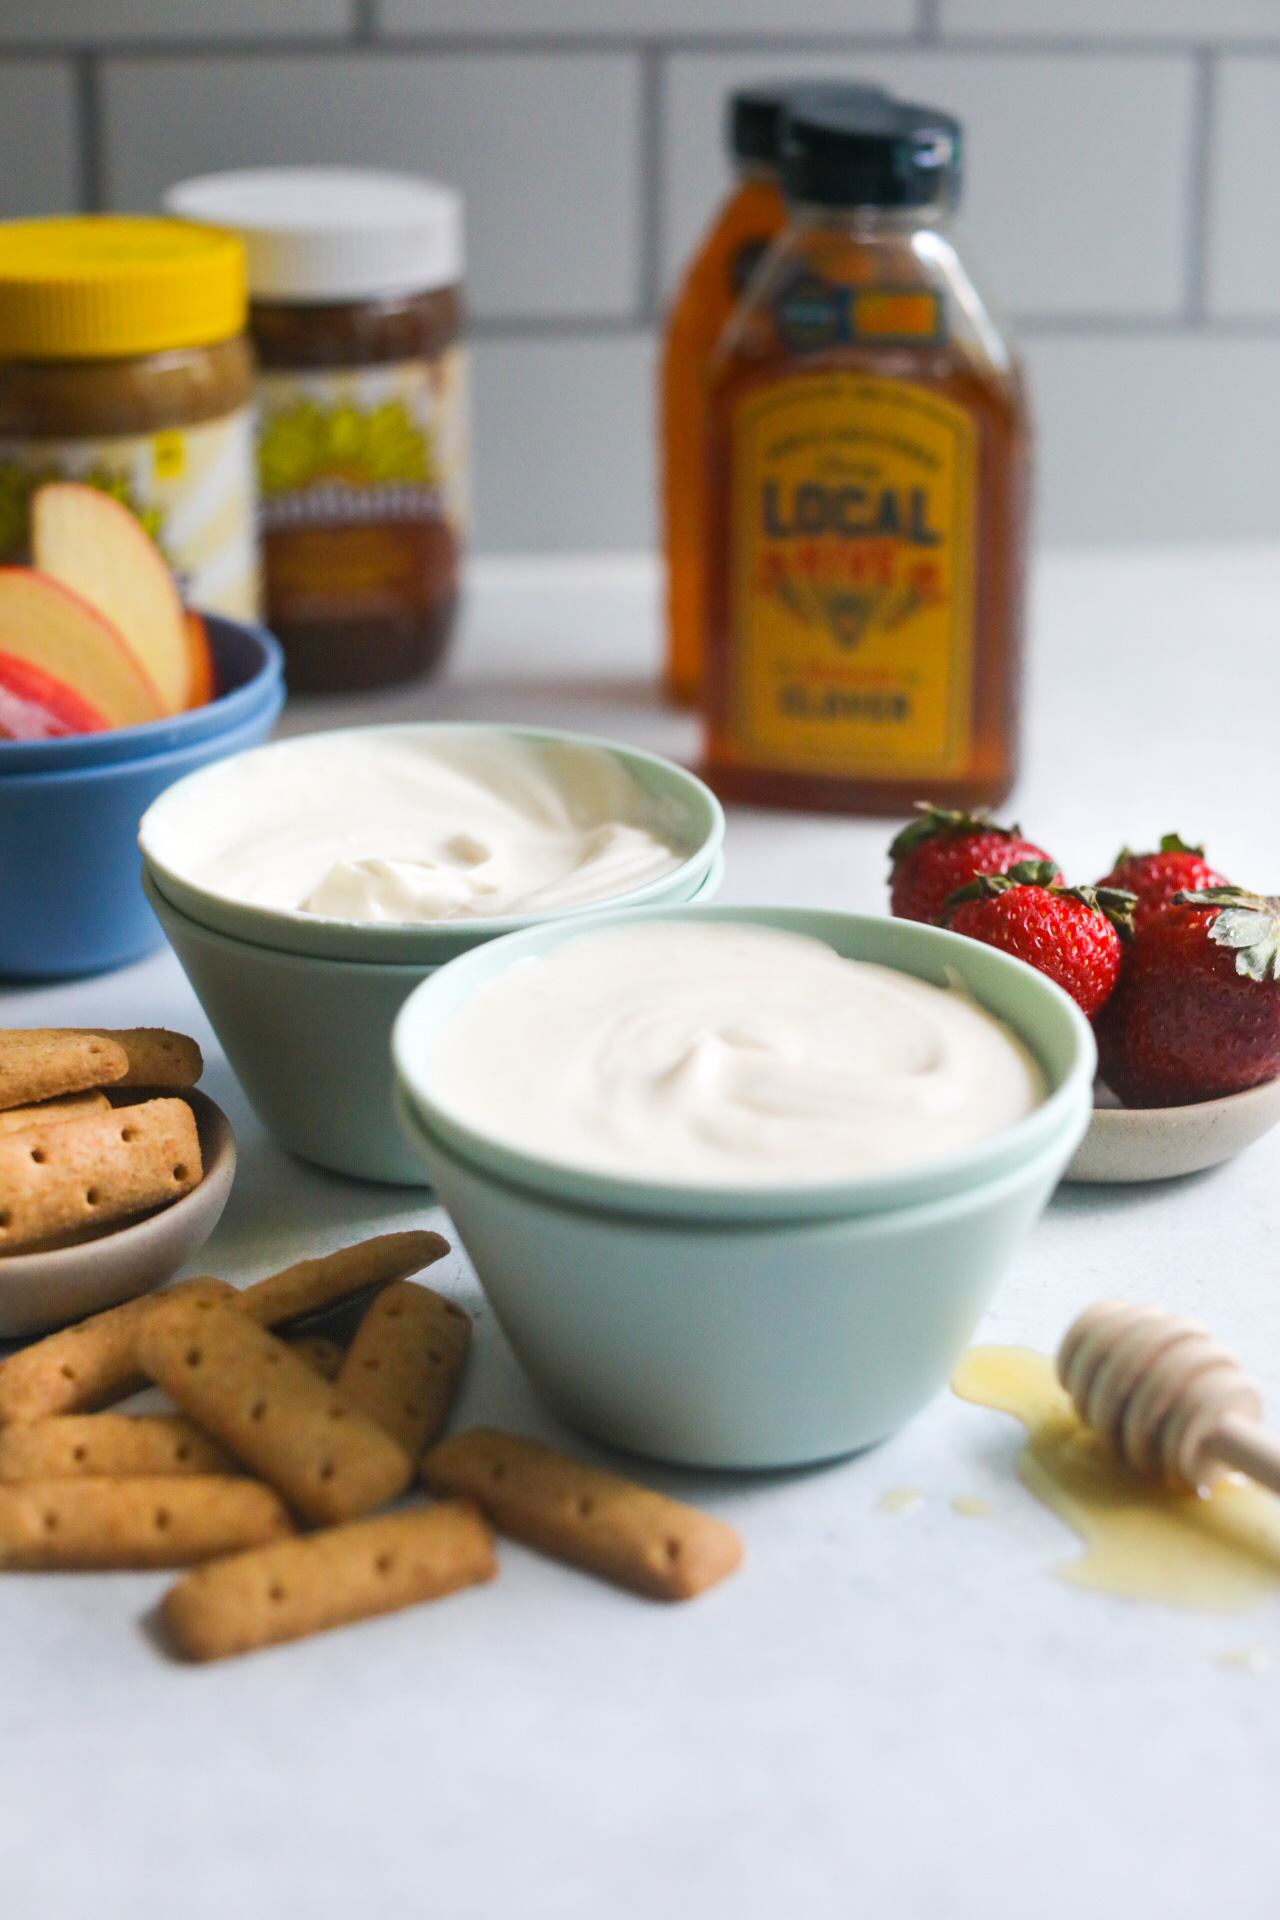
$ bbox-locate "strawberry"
[888,804,1059,925]
[1094,886,1280,1107]
[1096,833,1227,935]
[941,860,1135,1017]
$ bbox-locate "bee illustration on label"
[756,478,945,648]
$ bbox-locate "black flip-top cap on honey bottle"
[730,86,788,166]
[730,81,894,168]
[781,87,962,209]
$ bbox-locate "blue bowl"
[0,614,283,774]
[0,624,285,980]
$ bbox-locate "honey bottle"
[660,86,788,707]
[704,89,1030,814]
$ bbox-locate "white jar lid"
[163,167,464,301]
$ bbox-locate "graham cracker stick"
[237,1231,450,1328]
[0,1413,237,1482]
[0,1278,234,1424]
[337,1282,471,1459]
[0,1096,202,1254]
[136,1298,413,1525]
[161,1499,496,1662]
[422,1429,743,1601]
[286,1334,345,1381]
[0,1091,109,1137]
[0,1475,291,1570]
[0,1030,127,1111]
[82,1029,203,1089]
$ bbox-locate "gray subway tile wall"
[1,0,1279,550]
[940,0,1280,37]
[0,0,352,46]
[0,61,78,215]
[1024,335,1280,544]
[1208,58,1280,316]
[382,0,916,31]
[473,333,657,552]
[101,53,643,320]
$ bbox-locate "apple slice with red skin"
[32,482,191,715]
[183,608,216,709]
[0,568,164,728]
[0,649,111,739]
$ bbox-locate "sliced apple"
[32,482,190,715]
[0,649,112,740]
[0,569,163,728]
[183,608,216,709]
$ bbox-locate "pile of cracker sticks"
[0,1230,742,1660]
[0,1028,205,1253]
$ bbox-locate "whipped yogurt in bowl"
[139,724,723,962]
[423,920,1046,1189]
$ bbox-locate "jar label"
[256,350,468,534]
[254,350,467,624]
[0,407,260,622]
[726,371,977,778]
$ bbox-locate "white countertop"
[4,544,1280,1920]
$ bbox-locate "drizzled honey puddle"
[952,1346,1280,1611]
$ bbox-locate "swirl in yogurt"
[423,921,1047,1184]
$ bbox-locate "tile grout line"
[0,30,920,62]
[471,314,653,342]
[73,49,104,213]
[1183,46,1216,323]
[637,42,664,327]
[467,312,1280,342]
[7,29,1280,62]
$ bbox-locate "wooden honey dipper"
[1057,1299,1280,1494]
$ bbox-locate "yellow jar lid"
[0,216,247,359]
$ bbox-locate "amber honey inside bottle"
[704,88,1030,815]
[660,87,788,708]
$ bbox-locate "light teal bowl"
[391,906,1095,1467]
[396,1092,1087,1468]
[144,857,724,1186]
[139,722,724,964]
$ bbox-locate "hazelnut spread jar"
[704,91,1030,814]
[166,168,466,694]
[0,217,258,619]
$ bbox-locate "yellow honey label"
[727,371,976,778]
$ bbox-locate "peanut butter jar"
[166,168,467,694]
[0,216,259,621]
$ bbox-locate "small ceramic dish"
[139,723,725,964]
[145,858,725,1185]
[392,905,1095,1468]
[1064,1074,1280,1184]
[0,1089,236,1337]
